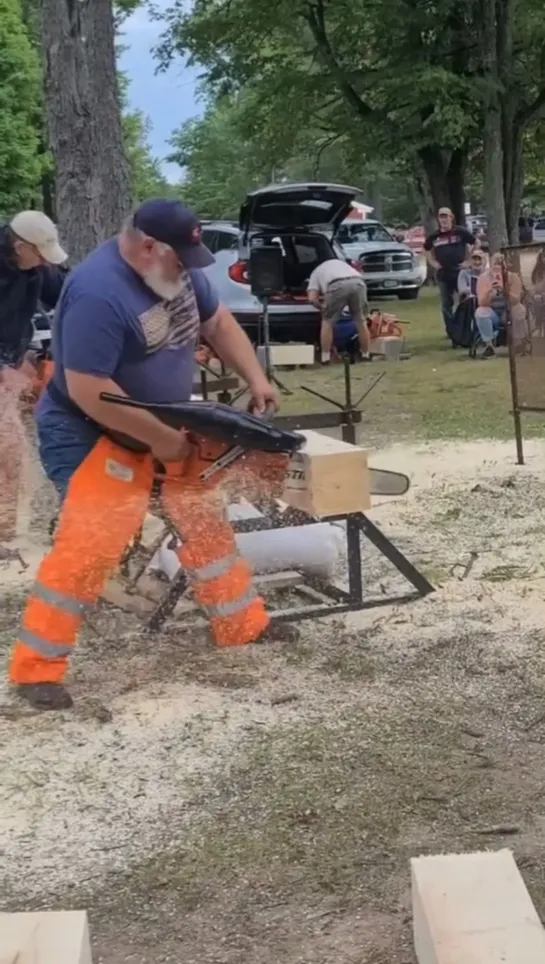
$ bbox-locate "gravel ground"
[3,437,545,962]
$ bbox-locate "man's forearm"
[425,252,439,269]
[204,310,266,386]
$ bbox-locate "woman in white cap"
[0,210,68,552]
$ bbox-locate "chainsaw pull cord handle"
[262,401,277,421]
[247,399,277,421]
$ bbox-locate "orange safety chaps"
[8,434,284,686]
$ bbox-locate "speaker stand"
[257,295,293,396]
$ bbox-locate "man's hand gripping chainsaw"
[99,394,305,494]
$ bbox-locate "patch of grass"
[318,649,377,680]
[276,288,545,444]
[482,563,536,582]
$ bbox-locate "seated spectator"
[530,250,545,332]
[458,250,486,299]
[531,249,545,289]
[475,252,525,357]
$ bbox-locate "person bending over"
[307,256,370,364]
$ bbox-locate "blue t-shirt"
[37,238,219,450]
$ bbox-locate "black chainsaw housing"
[99,393,305,455]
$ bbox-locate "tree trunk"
[418,146,450,210]
[41,0,132,263]
[445,149,467,225]
[368,176,383,221]
[482,108,508,252]
[496,0,519,243]
[504,122,524,243]
[480,0,508,252]
[418,145,466,224]
[412,161,436,235]
[41,170,55,220]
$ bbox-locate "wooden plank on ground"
[101,579,155,615]
[411,849,545,964]
[103,570,304,620]
[0,911,92,964]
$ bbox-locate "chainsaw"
[99,393,410,496]
[99,393,305,481]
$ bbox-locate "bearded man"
[9,198,295,712]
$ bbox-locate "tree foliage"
[158,0,545,242]
[157,0,481,218]
[0,0,43,216]
[169,91,419,222]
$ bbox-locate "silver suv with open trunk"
[201,182,367,344]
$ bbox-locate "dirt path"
[3,438,545,963]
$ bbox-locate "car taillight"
[228,260,249,283]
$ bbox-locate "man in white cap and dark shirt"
[307,255,370,364]
[0,210,68,553]
[0,210,68,369]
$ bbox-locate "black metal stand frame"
[256,295,293,396]
[231,505,433,623]
[118,359,434,631]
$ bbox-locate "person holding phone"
[475,253,525,357]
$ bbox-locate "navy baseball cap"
[132,198,215,269]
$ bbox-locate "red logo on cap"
[191,225,202,244]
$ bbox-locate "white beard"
[142,266,185,302]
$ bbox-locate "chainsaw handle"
[248,400,277,421]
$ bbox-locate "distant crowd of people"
[424,207,543,358]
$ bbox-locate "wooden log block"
[282,430,370,518]
[411,849,545,964]
[257,343,315,367]
[100,578,155,615]
[0,910,92,964]
[369,335,403,359]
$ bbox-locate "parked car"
[404,225,425,254]
[29,309,53,353]
[337,219,426,300]
[201,182,369,344]
[533,217,545,244]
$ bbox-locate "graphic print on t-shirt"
[433,233,464,248]
[424,226,475,274]
[138,269,200,354]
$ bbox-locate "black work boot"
[16,682,73,711]
[257,622,300,644]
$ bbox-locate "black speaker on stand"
[249,241,292,395]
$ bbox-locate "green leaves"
[157,0,479,170]
[0,0,43,215]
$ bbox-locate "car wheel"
[398,289,419,301]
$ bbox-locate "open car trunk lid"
[239,182,361,241]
